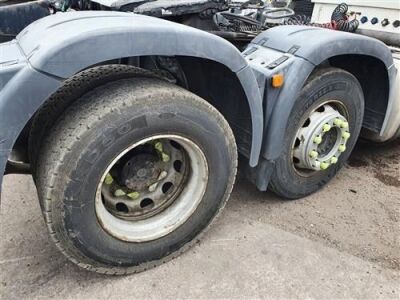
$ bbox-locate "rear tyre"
[269,67,364,199]
[29,64,162,178]
[36,78,237,274]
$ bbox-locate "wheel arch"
[257,26,396,160]
[328,54,391,134]
[20,11,263,165]
[2,57,261,185]
[0,11,264,195]
[23,58,259,166]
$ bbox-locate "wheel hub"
[101,139,189,221]
[121,154,161,190]
[95,134,209,242]
[293,104,350,172]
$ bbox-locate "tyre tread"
[36,77,237,275]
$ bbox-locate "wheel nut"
[330,156,338,164]
[154,141,163,152]
[127,191,140,200]
[320,162,330,170]
[148,182,158,192]
[338,144,346,152]
[342,132,350,139]
[322,124,331,132]
[114,189,126,197]
[313,135,322,144]
[341,121,349,129]
[161,153,170,162]
[158,171,168,180]
[309,150,318,158]
[334,118,343,127]
[104,173,113,185]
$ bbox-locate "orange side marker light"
[271,74,284,88]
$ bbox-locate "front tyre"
[36,78,237,274]
[269,68,364,199]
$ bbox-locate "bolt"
[309,150,318,158]
[320,162,330,170]
[154,141,163,152]
[148,182,158,192]
[338,144,346,152]
[158,171,168,180]
[342,132,351,140]
[114,189,126,197]
[161,153,170,162]
[313,135,322,144]
[341,121,349,129]
[334,118,343,127]
[330,156,338,164]
[127,191,140,200]
[322,124,331,132]
[104,173,113,185]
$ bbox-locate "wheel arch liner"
[253,26,396,160]
[0,11,264,197]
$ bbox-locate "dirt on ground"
[0,140,399,299]
[233,139,400,271]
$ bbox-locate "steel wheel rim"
[95,134,209,242]
[291,100,351,177]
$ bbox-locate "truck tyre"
[29,64,163,178]
[269,67,364,199]
[35,77,237,274]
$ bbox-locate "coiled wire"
[284,3,359,32]
[284,15,337,29]
[331,3,359,32]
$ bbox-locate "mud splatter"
[348,157,369,168]
[374,172,400,187]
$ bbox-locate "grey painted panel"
[250,26,395,161]
[0,41,26,90]
[236,66,264,167]
[17,11,248,78]
[0,11,265,196]
[262,58,315,160]
[253,25,394,69]
[0,66,61,197]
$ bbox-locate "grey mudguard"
[249,25,395,160]
[0,11,264,197]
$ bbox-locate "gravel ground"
[0,139,399,299]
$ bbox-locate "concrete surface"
[1,140,399,299]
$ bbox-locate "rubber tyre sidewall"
[42,79,237,270]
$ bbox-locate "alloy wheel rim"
[291,101,351,175]
[95,134,208,242]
